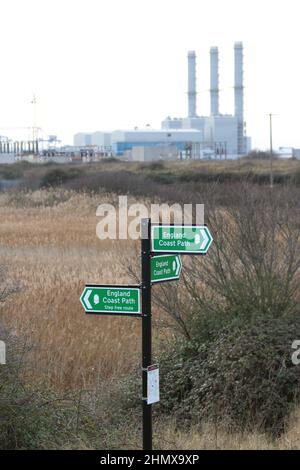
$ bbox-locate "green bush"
[291,170,300,186]
[40,168,81,187]
[0,165,23,180]
[159,313,300,436]
[147,172,175,184]
[0,327,98,449]
[139,161,165,171]
[100,157,120,164]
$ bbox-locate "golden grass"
[0,190,148,388]
[1,188,300,449]
[153,409,300,450]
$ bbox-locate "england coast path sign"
[80,285,141,316]
[151,224,213,254]
[80,219,213,451]
[151,254,182,284]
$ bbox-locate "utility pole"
[31,93,38,143]
[268,113,274,188]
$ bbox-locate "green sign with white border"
[151,254,182,284]
[80,285,141,316]
[151,225,213,254]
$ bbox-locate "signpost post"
[80,219,213,451]
[141,218,152,450]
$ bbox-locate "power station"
[161,42,251,157]
[75,42,251,160]
[0,42,252,162]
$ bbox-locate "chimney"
[234,42,245,154]
[210,47,219,115]
[187,51,197,118]
[234,41,244,119]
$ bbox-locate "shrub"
[147,182,300,437]
[147,172,175,185]
[0,165,23,180]
[152,183,300,347]
[40,168,81,187]
[186,185,300,322]
[0,324,101,449]
[100,157,120,164]
[291,170,300,186]
[244,150,279,160]
[159,313,300,436]
[0,265,98,449]
[139,161,165,171]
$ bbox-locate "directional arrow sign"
[80,285,141,316]
[151,254,182,284]
[151,225,213,254]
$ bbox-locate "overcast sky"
[0,0,299,149]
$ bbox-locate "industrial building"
[123,145,179,162]
[73,131,112,149]
[111,128,202,156]
[277,147,300,159]
[161,42,251,157]
[73,128,202,159]
[74,42,251,160]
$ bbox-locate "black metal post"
[141,218,152,451]
[269,113,274,188]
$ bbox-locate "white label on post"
[0,341,6,364]
[147,364,159,405]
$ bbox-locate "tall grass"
[1,186,300,449]
[0,190,147,389]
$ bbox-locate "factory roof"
[113,128,201,133]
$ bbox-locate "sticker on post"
[147,364,159,405]
[0,340,6,365]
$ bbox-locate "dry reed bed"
[156,413,300,450]
[0,190,158,388]
[1,188,300,449]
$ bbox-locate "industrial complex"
[1,41,299,163]
[161,42,251,157]
[74,42,252,161]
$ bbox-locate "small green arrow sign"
[151,254,182,284]
[80,285,141,316]
[151,225,213,254]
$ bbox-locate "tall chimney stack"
[187,51,197,118]
[234,41,244,119]
[234,42,244,154]
[210,47,219,115]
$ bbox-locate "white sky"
[0,0,299,149]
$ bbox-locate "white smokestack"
[234,42,245,154]
[187,51,197,118]
[234,41,244,119]
[210,47,219,115]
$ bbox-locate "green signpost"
[80,285,141,316]
[151,254,182,284]
[80,220,213,451]
[151,224,213,254]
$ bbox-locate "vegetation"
[40,168,82,187]
[129,182,300,436]
[159,314,300,436]
[1,157,300,193]
[0,158,300,448]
